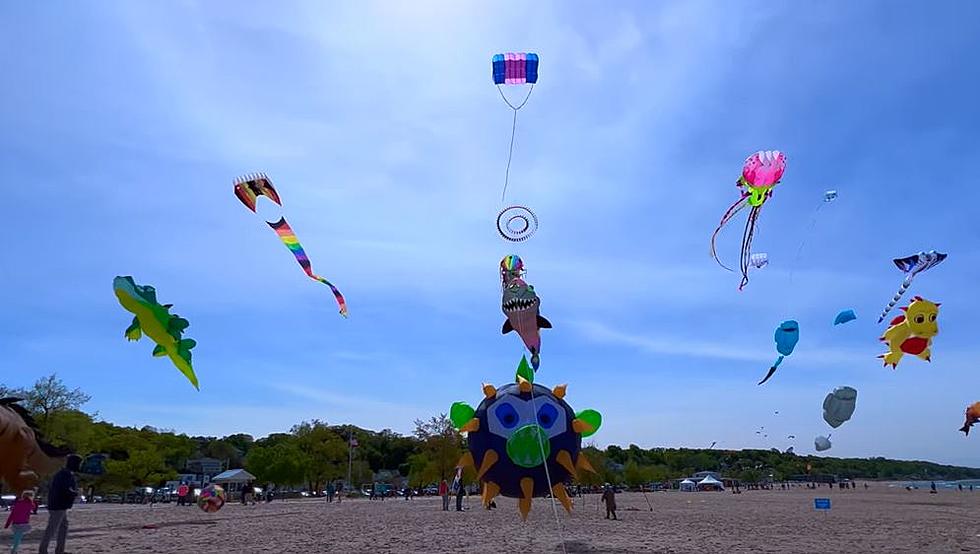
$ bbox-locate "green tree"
[20,374,91,436]
[412,414,464,483]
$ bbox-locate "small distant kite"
[758,320,799,385]
[711,150,787,290]
[878,296,940,368]
[787,435,796,439]
[814,435,832,452]
[493,52,538,203]
[960,402,980,436]
[823,386,857,428]
[750,253,769,270]
[234,173,348,318]
[878,251,947,323]
[834,309,857,325]
[790,189,838,282]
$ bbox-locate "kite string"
[528,387,568,554]
[789,202,824,284]
[498,84,534,202]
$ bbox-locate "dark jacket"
[47,469,78,511]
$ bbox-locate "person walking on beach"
[601,485,618,520]
[5,490,34,553]
[326,482,335,503]
[439,479,450,511]
[39,454,81,554]
[930,481,937,494]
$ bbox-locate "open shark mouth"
[503,297,539,313]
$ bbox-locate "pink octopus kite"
[710,150,787,290]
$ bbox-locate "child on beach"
[601,485,618,520]
[4,490,35,553]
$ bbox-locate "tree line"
[3,375,978,495]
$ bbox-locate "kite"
[113,276,199,390]
[198,485,226,513]
[878,296,940,368]
[787,435,796,439]
[497,206,538,242]
[834,309,857,325]
[450,360,601,520]
[500,255,525,286]
[785,447,794,455]
[758,320,799,385]
[234,173,348,318]
[0,398,70,492]
[960,402,980,436]
[502,275,552,371]
[790,189,838,282]
[877,251,947,323]
[493,52,538,202]
[823,386,857,428]
[710,150,787,290]
[750,253,769,269]
[814,435,832,452]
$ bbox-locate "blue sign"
[814,498,831,510]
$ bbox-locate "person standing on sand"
[326,482,334,503]
[601,485,617,520]
[455,482,466,511]
[39,454,81,554]
[439,479,450,511]
[930,481,937,494]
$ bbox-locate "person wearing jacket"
[438,479,449,511]
[5,490,35,553]
[39,454,81,554]
[601,484,618,520]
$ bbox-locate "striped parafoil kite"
[492,52,538,204]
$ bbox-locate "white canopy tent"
[212,469,257,494]
[679,479,696,492]
[698,475,725,490]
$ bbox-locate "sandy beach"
[3,486,977,553]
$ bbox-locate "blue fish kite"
[834,309,857,325]
[759,320,799,385]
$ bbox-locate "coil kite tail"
[268,218,349,318]
[710,193,750,272]
[878,278,912,323]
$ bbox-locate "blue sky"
[2,1,980,466]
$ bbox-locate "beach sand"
[3,486,977,553]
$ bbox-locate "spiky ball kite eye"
[497,206,538,242]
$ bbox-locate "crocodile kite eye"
[915,315,925,324]
[929,314,936,322]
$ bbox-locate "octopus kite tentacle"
[878,278,913,324]
[268,218,349,318]
[738,204,763,291]
[710,192,749,272]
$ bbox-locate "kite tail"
[738,205,762,291]
[877,278,912,323]
[268,217,349,318]
[710,193,749,272]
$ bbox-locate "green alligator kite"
[113,276,199,390]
